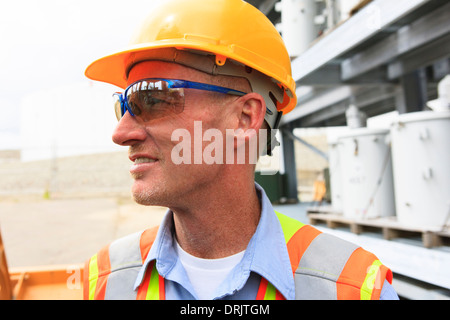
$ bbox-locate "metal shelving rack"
[248,0,450,300]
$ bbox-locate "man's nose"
[112,112,147,146]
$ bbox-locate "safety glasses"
[113,78,247,121]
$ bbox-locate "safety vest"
[84,212,392,300]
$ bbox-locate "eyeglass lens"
[114,80,185,121]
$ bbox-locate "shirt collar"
[133,182,295,300]
[247,182,295,299]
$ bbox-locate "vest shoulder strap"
[275,211,392,300]
[83,227,159,300]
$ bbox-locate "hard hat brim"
[85,41,297,114]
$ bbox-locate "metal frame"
[280,0,450,127]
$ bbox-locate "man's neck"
[170,177,261,259]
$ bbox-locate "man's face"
[112,61,246,208]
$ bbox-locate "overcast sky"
[0,0,162,149]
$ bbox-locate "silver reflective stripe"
[295,233,358,300]
[104,231,143,300]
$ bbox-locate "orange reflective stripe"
[337,248,370,300]
[136,262,152,300]
[139,227,159,262]
[286,225,321,275]
[336,247,390,300]
[256,277,268,300]
[275,289,285,300]
[83,257,91,300]
[159,271,165,300]
[137,227,165,300]
[94,245,111,300]
[85,245,111,300]
[275,211,321,275]
[378,265,393,298]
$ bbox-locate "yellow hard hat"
[85,0,297,115]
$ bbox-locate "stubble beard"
[130,172,183,209]
[130,172,163,206]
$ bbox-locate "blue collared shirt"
[133,183,398,300]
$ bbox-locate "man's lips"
[129,153,158,163]
[129,154,159,173]
[133,157,158,164]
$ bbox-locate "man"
[84,0,398,300]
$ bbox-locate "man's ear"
[230,92,266,158]
[236,92,266,135]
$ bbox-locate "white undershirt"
[175,241,245,300]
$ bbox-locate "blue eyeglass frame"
[114,78,247,119]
